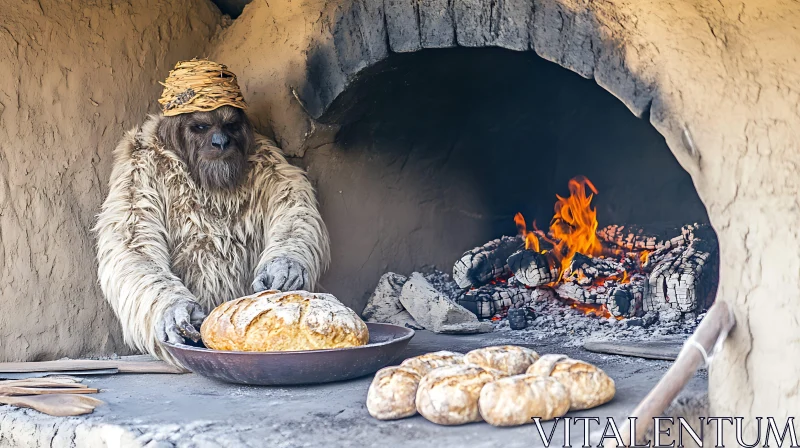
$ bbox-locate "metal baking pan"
[164,323,414,386]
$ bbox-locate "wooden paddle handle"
[0,359,184,374]
[610,301,736,447]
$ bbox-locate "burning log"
[507,249,558,287]
[597,225,662,251]
[455,285,528,319]
[599,223,714,253]
[554,274,646,318]
[554,281,590,302]
[452,236,523,289]
[562,253,626,286]
[606,274,646,317]
[649,223,713,254]
[643,236,717,315]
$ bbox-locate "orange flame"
[514,212,540,252]
[510,177,649,320]
[549,176,603,277]
[639,250,651,266]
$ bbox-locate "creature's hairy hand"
[156,299,207,345]
[253,257,310,293]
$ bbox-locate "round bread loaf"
[366,366,422,420]
[400,351,465,376]
[526,354,615,410]
[479,374,570,426]
[464,345,540,375]
[415,365,502,425]
[200,290,369,351]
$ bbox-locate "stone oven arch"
[296,0,656,136]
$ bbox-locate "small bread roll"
[415,365,502,425]
[400,351,465,375]
[479,375,570,426]
[366,366,422,420]
[464,345,540,375]
[527,354,615,410]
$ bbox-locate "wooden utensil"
[0,369,119,380]
[0,377,86,388]
[0,359,184,374]
[608,301,736,447]
[0,394,104,417]
[0,386,99,396]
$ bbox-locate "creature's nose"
[211,133,230,150]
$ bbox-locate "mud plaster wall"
[302,47,710,306]
[213,0,800,424]
[0,0,223,361]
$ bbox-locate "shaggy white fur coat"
[95,115,330,364]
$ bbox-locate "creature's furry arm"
[252,135,331,291]
[94,131,195,363]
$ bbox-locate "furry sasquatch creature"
[94,105,330,365]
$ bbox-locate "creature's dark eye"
[224,122,240,133]
[192,124,209,132]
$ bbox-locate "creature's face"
[158,106,255,191]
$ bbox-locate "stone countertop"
[0,331,706,448]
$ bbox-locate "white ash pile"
[493,294,705,348]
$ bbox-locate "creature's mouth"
[201,147,240,160]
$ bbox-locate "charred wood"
[563,253,626,286]
[598,225,663,251]
[452,236,523,289]
[555,281,590,303]
[507,249,559,287]
[522,286,557,307]
[553,274,646,317]
[643,236,717,314]
[455,285,528,319]
[599,223,715,254]
[606,274,646,317]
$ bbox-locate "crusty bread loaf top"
[526,354,616,410]
[464,345,540,375]
[200,290,369,352]
[415,365,503,425]
[479,374,570,426]
[400,351,465,375]
[366,366,422,420]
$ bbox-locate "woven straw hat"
[158,59,247,116]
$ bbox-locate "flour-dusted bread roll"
[400,351,465,376]
[526,354,615,410]
[365,351,464,420]
[415,365,502,425]
[200,290,370,351]
[366,366,422,420]
[479,375,570,426]
[464,345,540,375]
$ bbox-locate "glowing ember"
[567,299,616,319]
[639,250,651,266]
